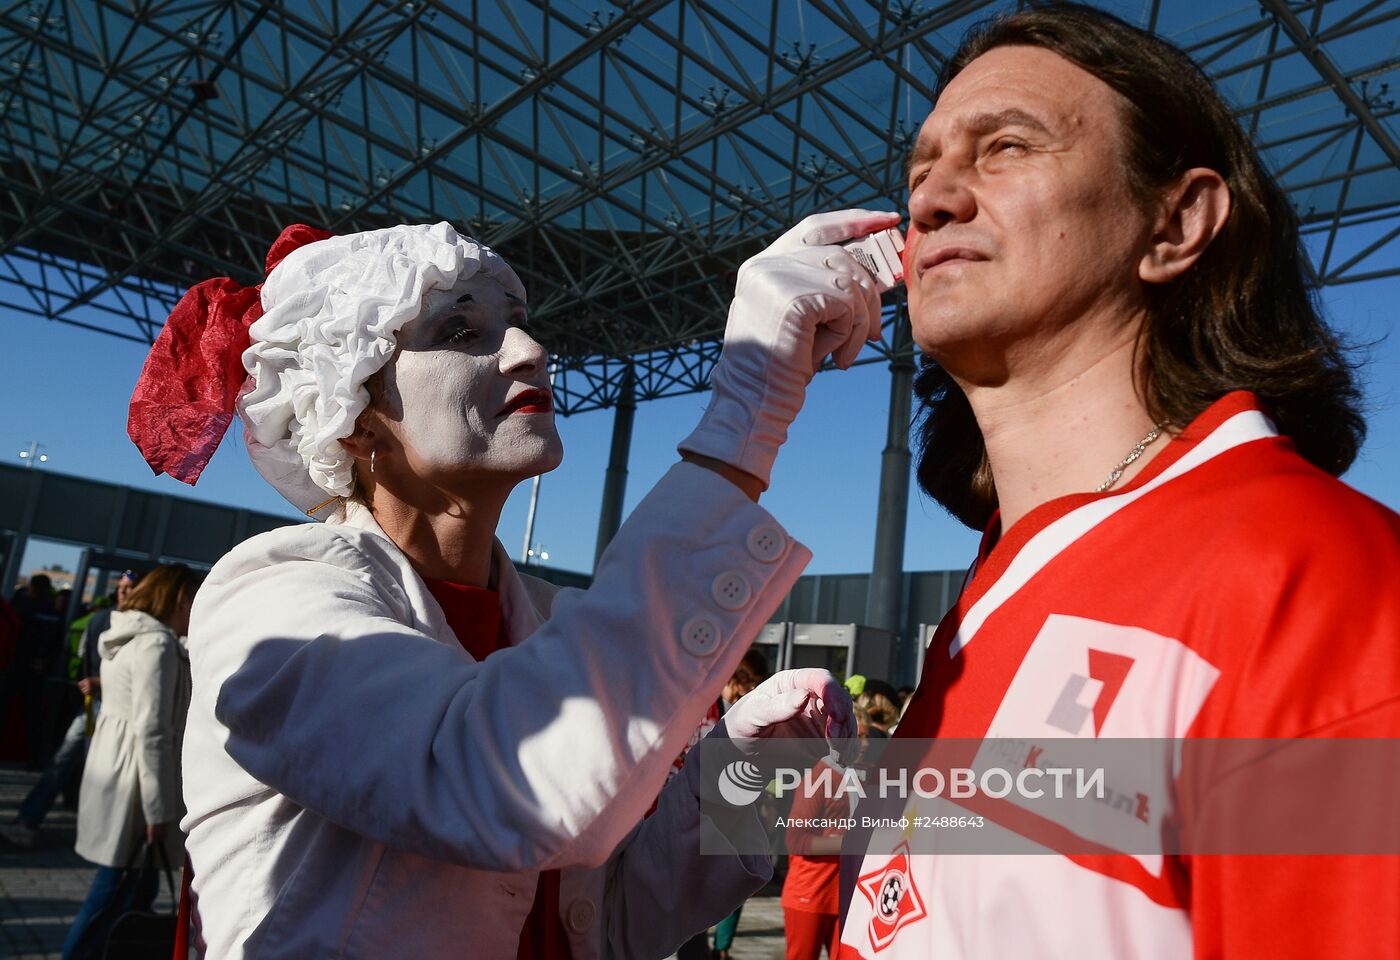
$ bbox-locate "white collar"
[337,498,543,647]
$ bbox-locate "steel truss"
[3,0,1398,414]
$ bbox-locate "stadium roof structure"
[3,0,1399,414]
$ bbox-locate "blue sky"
[5,269,1397,582]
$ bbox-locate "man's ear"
[1138,168,1231,285]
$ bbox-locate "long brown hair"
[119,563,201,627]
[914,3,1365,530]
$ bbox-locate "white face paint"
[373,271,563,489]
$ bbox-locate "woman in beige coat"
[63,563,200,960]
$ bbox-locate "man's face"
[116,576,136,606]
[903,46,1155,377]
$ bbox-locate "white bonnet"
[237,221,523,518]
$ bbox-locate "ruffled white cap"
[237,222,524,518]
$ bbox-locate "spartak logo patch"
[856,842,927,952]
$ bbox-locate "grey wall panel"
[116,491,163,555]
[773,578,817,624]
[0,463,299,565]
[0,471,30,530]
[904,570,961,641]
[164,501,239,563]
[762,566,967,683]
[31,473,123,544]
[833,575,868,621]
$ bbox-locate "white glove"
[688,669,856,810]
[717,668,857,765]
[679,208,902,488]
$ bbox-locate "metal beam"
[490,0,986,248]
[1259,0,1400,171]
[328,0,675,229]
[594,364,637,564]
[865,305,915,635]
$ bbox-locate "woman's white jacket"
[181,462,810,959]
[77,608,191,868]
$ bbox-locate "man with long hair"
[838,5,1399,958]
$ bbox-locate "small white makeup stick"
[842,227,906,292]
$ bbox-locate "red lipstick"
[498,388,553,417]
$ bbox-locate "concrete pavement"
[0,764,115,959]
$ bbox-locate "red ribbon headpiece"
[127,224,335,485]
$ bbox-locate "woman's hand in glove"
[719,667,858,774]
[678,208,901,490]
[687,669,857,810]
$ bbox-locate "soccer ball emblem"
[877,873,905,921]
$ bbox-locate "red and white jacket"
[840,391,1400,959]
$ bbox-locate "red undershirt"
[422,577,572,960]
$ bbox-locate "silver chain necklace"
[1096,422,1170,493]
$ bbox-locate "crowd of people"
[0,573,68,772]
[0,571,131,846]
[2,565,204,958]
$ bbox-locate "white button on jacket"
[180,463,808,959]
[710,572,753,611]
[567,898,597,935]
[745,525,787,563]
[679,617,722,657]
